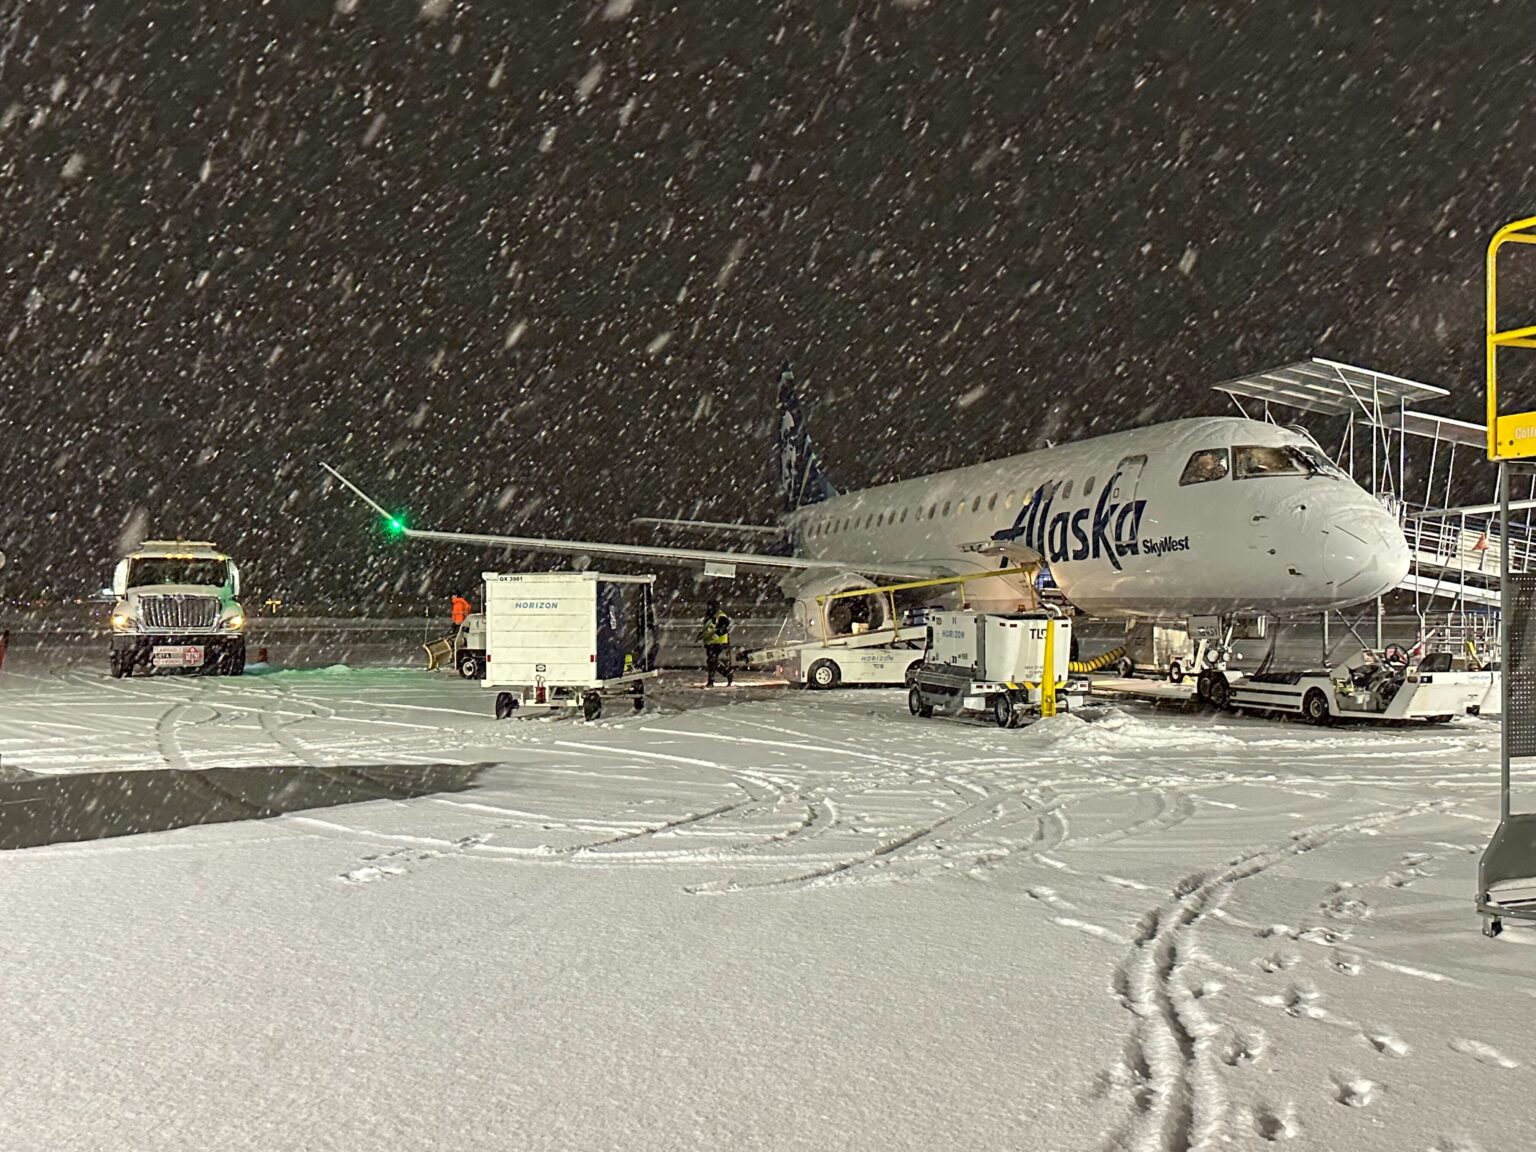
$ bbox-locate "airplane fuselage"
[785,416,1409,619]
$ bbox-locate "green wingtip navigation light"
[384,513,407,537]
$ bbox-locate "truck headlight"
[222,610,245,631]
[111,610,134,631]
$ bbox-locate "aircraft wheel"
[495,692,517,720]
[1168,660,1184,685]
[1303,688,1331,726]
[992,693,1014,729]
[807,659,840,690]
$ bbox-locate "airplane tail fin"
[775,364,838,513]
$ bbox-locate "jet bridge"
[1213,357,1521,660]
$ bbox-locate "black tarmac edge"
[0,763,490,851]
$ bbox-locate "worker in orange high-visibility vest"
[451,593,472,626]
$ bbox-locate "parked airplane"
[321,367,1410,645]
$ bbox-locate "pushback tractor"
[907,609,1083,728]
[1196,647,1491,724]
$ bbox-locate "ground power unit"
[908,610,1083,727]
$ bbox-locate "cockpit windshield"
[1234,444,1344,480]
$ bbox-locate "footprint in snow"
[340,863,405,884]
[1320,889,1373,919]
[1255,949,1299,973]
[1220,1026,1267,1067]
[1331,1073,1381,1107]
[1449,1038,1519,1069]
[1330,952,1362,976]
[1249,1101,1301,1141]
[1363,1028,1409,1058]
[1297,924,1351,946]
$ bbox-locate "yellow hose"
[1069,646,1126,674]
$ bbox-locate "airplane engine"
[780,572,892,641]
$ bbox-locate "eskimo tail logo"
[992,468,1184,570]
[776,367,837,512]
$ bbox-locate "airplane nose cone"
[1321,510,1410,602]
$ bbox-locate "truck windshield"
[127,558,229,588]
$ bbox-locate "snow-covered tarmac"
[1,655,1533,1151]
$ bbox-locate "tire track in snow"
[154,697,272,818]
[1104,800,1448,1152]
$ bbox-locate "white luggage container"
[483,572,659,720]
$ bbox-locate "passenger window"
[942,501,951,516]
[987,493,998,511]
[971,495,981,513]
[900,508,908,523]
[875,513,884,528]
[1062,479,1073,499]
[1179,448,1230,485]
[1084,476,1095,495]
[1234,445,1302,479]
[928,503,937,518]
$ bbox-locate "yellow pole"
[1040,619,1057,718]
[1489,223,1502,459]
[1485,216,1536,459]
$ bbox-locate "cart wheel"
[1195,669,1215,704]
[1303,688,1331,726]
[1208,674,1231,710]
[904,660,923,689]
[807,659,840,690]
[495,692,516,720]
[1168,660,1184,685]
[582,692,602,722]
[992,694,1014,729]
[1116,656,1135,679]
[457,652,483,680]
[908,686,933,718]
[1484,916,1504,938]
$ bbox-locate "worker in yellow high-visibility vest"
[698,601,734,688]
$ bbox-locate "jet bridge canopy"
[1212,357,1449,417]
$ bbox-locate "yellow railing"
[1485,216,1536,459]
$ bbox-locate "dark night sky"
[3,0,1535,601]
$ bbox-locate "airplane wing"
[319,464,943,580]
[630,517,786,538]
